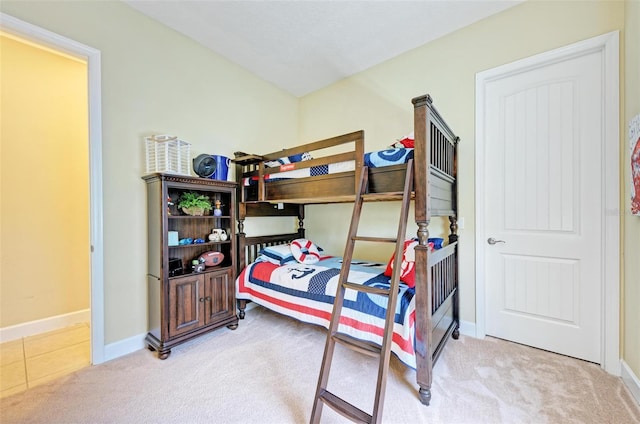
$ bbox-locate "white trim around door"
[1,13,106,365]
[475,31,620,375]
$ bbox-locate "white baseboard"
[459,319,475,338]
[0,309,90,343]
[103,333,147,362]
[102,307,256,363]
[621,360,640,405]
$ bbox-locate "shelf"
[168,241,231,249]
[168,265,233,280]
[168,215,231,219]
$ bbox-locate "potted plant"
[177,192,212,216]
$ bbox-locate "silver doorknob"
[487,237,506,245]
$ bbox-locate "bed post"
[449,216,458,243]
[450,214,461,340]
[449,136,460,245]
[236,202,248,319]
[297,204,305,239]
[354,130,365,196]
[449,135,460,340]
[412,94,434,406]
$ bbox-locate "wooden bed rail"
[261,130,364,163]
[413,94,459,181]
[429,242,458,314]
[235,131,365,202]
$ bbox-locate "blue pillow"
[257,244,296,265]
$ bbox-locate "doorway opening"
[0,13,105,365]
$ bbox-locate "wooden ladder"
[310,160,414,424]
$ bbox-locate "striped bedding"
[242,147,414,186]
[236,256,418,368]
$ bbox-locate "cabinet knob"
[205,296,211,301]
[199,297,205,302]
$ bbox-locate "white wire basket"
[145,135,191,176]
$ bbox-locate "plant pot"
[182,207,205,216]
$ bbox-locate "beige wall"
[0,1,299,344]
[300,0,627,363]
[0,34,90,326]
[624,0,640,377]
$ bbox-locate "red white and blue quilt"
[236,256,417,368]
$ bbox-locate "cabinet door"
[168,274,204,337]
[204,270,235,324]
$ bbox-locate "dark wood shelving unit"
[142,173,239,359]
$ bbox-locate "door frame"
[1,13,106,364]
[475,31,620,375]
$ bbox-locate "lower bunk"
[236,231,459,405]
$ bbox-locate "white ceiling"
[124,0,523,97]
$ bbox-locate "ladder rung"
[332,333,382,357]
[352,236,397,243]
[318,389,372,424]
[343,281,390,296]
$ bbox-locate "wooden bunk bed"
[233,94,459,406]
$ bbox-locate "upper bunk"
[233,94,459,217]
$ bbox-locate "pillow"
[397,131,415,148]
[290,238,321,264]
[264,152,312,168]
[257,244,296,266]
[390,131,414,149]
[428,237,444,250]
[384,239,418,288]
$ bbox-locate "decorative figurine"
[167,196,174,215]
[213,200,223,217]
[208,228,227,242]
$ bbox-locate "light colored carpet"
[1,305,639,424]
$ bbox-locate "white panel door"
[482,48,604,363]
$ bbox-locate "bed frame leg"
[237,299,247,319]
[418,387,431,406]
[453,327,460,339]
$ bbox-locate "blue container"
[210,155,230,180]
[428,237,444,249]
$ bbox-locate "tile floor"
[0,323,90,398]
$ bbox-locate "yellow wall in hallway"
[0,33,89,326]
